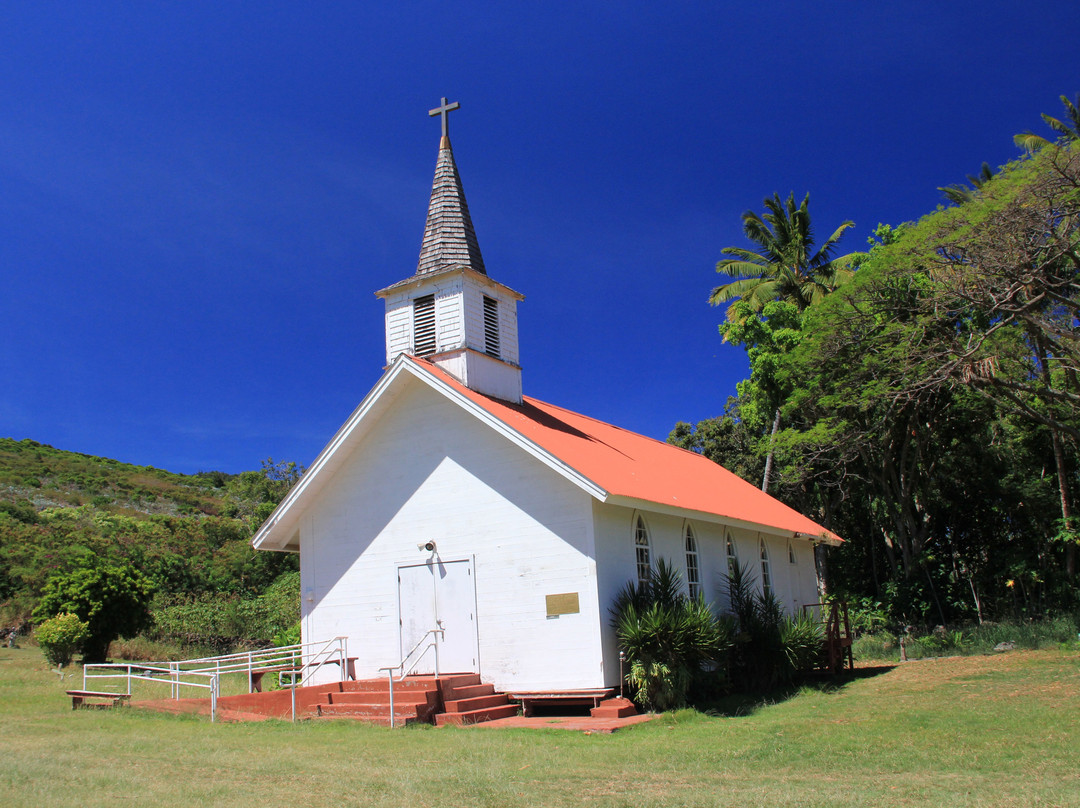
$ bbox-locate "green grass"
[2,645,1079,807]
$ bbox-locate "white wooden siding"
[592,503,822,687]
[300,376,603,690]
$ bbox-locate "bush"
[780,611,825,672]
[612,558,730,711]
[32,561,155,663]
[724,563,822,690]
[35,613,89,667]
[148,571,300,653]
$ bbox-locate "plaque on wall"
[546,592,580,617]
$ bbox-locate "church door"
[397,558,479,675]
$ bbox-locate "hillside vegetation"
[0,437,298,656]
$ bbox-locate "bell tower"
[376,98,524,403]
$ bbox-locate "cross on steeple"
[428,97,460,138]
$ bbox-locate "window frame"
[759,538,773,598]
[634,515,651,586]
[684,522,701,599]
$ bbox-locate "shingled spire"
[416,98,486,276]
[377,98,523,403]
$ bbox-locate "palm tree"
[939,162,995,205]
[709,192,855,494]
[709,192,855,326]
[1014,93,1080,152]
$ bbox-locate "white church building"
[252,100,841,692]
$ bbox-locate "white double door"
[397,558,479,674]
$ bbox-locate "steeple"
[376,98,524,403]
[416,98,485,276]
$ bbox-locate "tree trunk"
[1037,334,1075,577]
[761,407,781,493]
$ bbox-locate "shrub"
[32,561,155,662]
[35,613,89,667]
[723,563,821,690]
[780,611,825,672]
[612,558,730,711]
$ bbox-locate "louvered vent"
[483,295,500,358]
[413,295,436,356]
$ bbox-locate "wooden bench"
[505,688,614,716]
[66,690,131,710]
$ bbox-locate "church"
[252,99,841,693]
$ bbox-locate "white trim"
[406,359,608,500]
[603,494,838,545]
[252,356,610,551]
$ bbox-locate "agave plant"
[723,562,822,691]
[611,558,730,711]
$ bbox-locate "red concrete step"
[316,700,439,722]
[328,690,435,706]
[344,676,440,692]
[436,703,520,726]
[444,683,495,700]
[438,673,481,690]
[590,697,637,719]
[442,693,509,713]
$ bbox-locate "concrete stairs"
[434,674,519,726]
[315,676,442,725]
[590,696,637,719]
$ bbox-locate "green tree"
[938,161,995,204]
[768,146,1080,616]
[709,193,856,493]
[709,192,856,324]
[32,560,155,662]
[1014,93,1080,152]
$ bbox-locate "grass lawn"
[1,646,1078,807]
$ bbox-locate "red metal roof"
[414,358,841,543]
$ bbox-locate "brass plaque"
[546,592,580,617]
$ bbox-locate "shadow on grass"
[695,665,897,718]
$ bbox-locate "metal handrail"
[82,636,350,723]
[277,637,353,722]
[379,628,444,728]
[83,663,220,721]
[168,636,347,689]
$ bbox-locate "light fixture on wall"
[417,540,437,553]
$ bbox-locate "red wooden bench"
[66,690,131,710]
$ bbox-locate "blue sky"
[2,2,1078,474]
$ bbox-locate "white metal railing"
[83,636,350,722]
[168,636,348,691]
[83,663,219,721]
[379,628,443,728]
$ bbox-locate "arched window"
[726,532,738,578]
[760,539,773,598]
[684,524,700,599]
[634,516,651,586]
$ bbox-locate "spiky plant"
[611,558,729,711]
